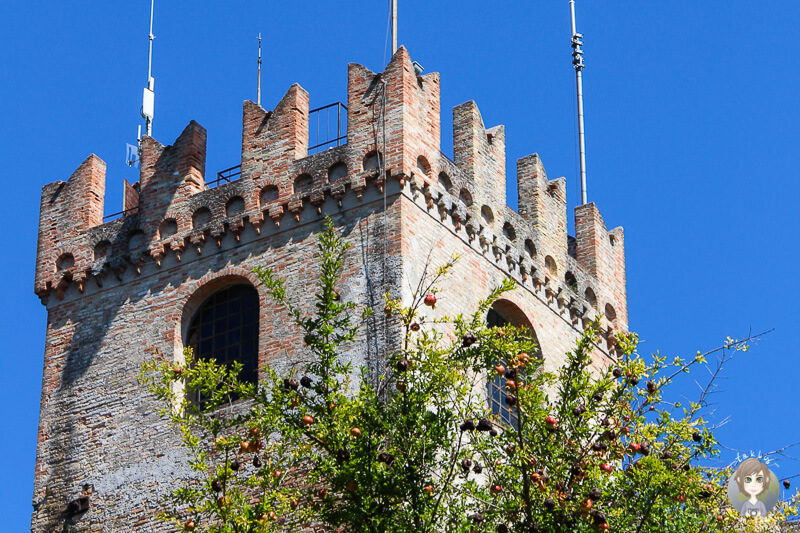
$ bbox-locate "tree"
[140,218,799,533]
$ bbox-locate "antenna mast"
[570,0,587,205]
[257,33,262,106]
[391,0,398,53]
[142,0,156,137]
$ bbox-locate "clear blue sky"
[2,1,799,529]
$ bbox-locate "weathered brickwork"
[32,46,627,530]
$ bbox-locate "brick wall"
[31,47,627,530]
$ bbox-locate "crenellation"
[453,100,507,209]
[31,47,627,530]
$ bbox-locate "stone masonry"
[32,47,627,531]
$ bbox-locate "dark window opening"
[185,284,259,408]
[487,308,517,427]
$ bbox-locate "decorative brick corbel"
[210,226,226,248]
[310,190,326,214]
[351,176,367,201]
[189,232,206,255]
[268,205,285,228]
[250,211,265,235]
[151,249,165,267]
[170,240,186,261]
[409,175,425,199]
[228,218,245,242]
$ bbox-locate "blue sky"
[2,1,799,529]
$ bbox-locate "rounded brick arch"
[174,268,266,347]
[360,144,383,172]
[415,151,433,180]
[491,298,535,332]
[53,245,82,272]
[251,176,283,208]
[163,208,189,234]
[167,268,300,377]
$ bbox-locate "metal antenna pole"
[570,0,587,205]
[391,0,397,53]
[144,0,155,137]
[257,33,262,106]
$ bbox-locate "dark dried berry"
[461,458,473,472]
[396,359,409,372]
[647,381,657,393]
[477,418,493,432]
[252,455,262,468]
[628,376,640,386]
[602,430,616,441]
[211,479,223,492]
[544,497,556,510]
[592,511,607,525]
[337,449,351,463]
[496,525,509,533]
[682,464,691,471]
[612,368,623,378]
[300,376,312,388]
[504,395,518,407]
[784,480,791,489]
[283,378,299,391]
[588,488,602,501]
[640,442,651,456]
[462,334,477,348]
[230,460,241,471]
[504,368,518,380]
[473,464,483,474]
[592,441,608,452]
[692,431,702,443]
[472,512,484,524]
[700,489,711,498]
[572,404,586,416]
[378,452,395,465]
[661,451,673,460]
[592,391,604,402]
[460,419,476,432]
[489,429,498,437]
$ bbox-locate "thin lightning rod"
[257,33,262,106]
[391,0,397,53]
[570,0,588,205]
[144,0,155,137]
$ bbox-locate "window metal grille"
[486,309,518,426]
[186,284,259,407]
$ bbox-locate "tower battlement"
[31,47,627,530]
[34,46,626,330]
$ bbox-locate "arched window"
[486,304,539,427]
[185,284,259,406]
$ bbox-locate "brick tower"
[32,47,627,530]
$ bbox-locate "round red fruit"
[302,415,314,427]
[424,294,437,307]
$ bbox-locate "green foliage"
[140,216,799,533]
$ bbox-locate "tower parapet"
[31,46,627,530]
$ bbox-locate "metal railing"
[309,102,347,154]
[103,207,138,222]
[204,101,347,190]
[207,164,243,189]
